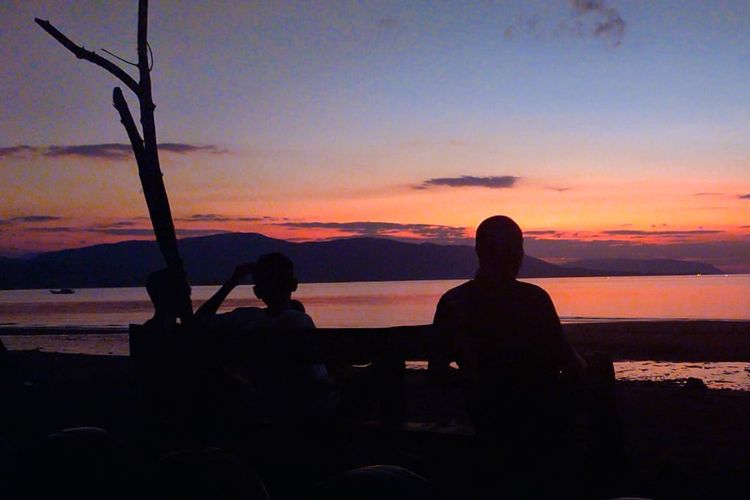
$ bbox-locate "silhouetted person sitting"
[197,253,314,331]
[132,269,200,438]
[132,268,195,373]
[143,267,193,333]
[429,216,586,477]
[196,252,334,424]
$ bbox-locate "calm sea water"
[2,275,749,389]
[2,275,749,328]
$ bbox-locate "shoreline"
[3,320,750,362]
[4,320,750,391]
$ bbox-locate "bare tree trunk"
[36,1,192,320]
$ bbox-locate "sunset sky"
[2,1,749,271]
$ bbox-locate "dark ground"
[4,350,750,499]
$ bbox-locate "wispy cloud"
[0,215,63,225]
[377,17,398,31]
[95,220,139,229]
[278,220,469,242]
[603,229,723,236]
[694,192,724,197]
[570,0,626,47]
[27,226,76,233]
[44,144,134,160]
[0,145,35,158]
[525,230,559,236]
[1,143,226,161]
[504,0,626,47]
[739,194,750,200]
[24,225,229,239]
[85,227,229,237]
[85,228,156,236]
[176,214,264,223]
[178,213,234,223]
[175,229,231,238]
[159,143,226,155]
[415,175,519,190]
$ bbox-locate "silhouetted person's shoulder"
[440,277,551,298]
[436,278,557,316]
[213,306,315,330]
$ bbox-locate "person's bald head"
[475,215,524,278]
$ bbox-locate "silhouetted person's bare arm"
[428,295,463,386]
[195,262,254,320]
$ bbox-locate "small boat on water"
[50,288,75,294]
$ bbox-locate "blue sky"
[1,1,749,270]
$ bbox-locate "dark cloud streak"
[278,221,468,242]
[0,215,63,225]
[45,144,133,160]
[1,143,225,161]
[525,230,559,236]
[95,220,138,229]
[27,227,76,233]
[177,214,263,223]
[86,227,229,237]
[603,229,724,236]
[416,175,519,190]
[0,145,35,158]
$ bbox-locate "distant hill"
[0,233,722,289]
[562,258,723,276]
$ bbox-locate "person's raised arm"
[195,262,254,320]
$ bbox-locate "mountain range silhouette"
[0,233,723,289]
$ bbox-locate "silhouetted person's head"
[475,215,524,280]
[146,268,192,319]
[252,252,298,312]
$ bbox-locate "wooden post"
[36,1,191,320]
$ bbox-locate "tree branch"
[35,18,140,95]
[112,87,145,165]
[137,1,158,159]
[102,48,138,67]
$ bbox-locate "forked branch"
[36,1,191,321]
[34,18,140,95]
